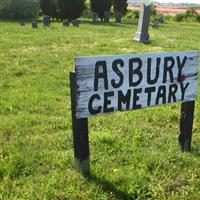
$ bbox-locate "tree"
[90,0,112,21]
[185,8,198,20]
[149,3,157,16]
[196,14,200,22]
[40,0,60,20]
[0,0,10,19]
[0,0,40,20]
[174,13,185,22]
[58,0,85,20]
[112,0,128,15]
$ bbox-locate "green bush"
[174,13,186,22]
[196,14,200,22]
[0,0,40,20]
[82,0,91,18]
[149,4,157,16]
[40,0,85,20]
[151,14,165,24]
[173,8,200,22]
[40,0,60,20]
[125,10,139,19]
[152,14,165,24]
[164,15,173,21]
[90,0,112,21]
[113,0,128,15]
[58,0,85,20]
[185,8,198,19]
[157,14,165,23]
[0,0,9,19]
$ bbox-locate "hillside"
[0,19,200,200]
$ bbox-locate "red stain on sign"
[178,74,186,83]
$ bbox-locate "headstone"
[43,16,51,26]
[71,19,79,27]
[32,21,38,28]
[20,21,26,26]
[92,13,98,23]
[104,11,110,23]
[134,5,151,43]
[115,12,122,23]
[63,19,69,27]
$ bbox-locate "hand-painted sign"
[75,51,199,119]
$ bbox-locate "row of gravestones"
[43,16,80,27]
[20,16,80,28]
[20,11,123,28]
[20,5,157,45]
[92,11,122,23]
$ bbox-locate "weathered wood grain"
[75,51,199,119]
[70,72,90,175]
[179,101,195,152]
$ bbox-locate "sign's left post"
[70,72,90,176]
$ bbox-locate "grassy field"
[0,19,200,200]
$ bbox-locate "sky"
[155,0,200,3]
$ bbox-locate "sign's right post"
[179,101,195,151]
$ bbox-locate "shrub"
[152,14,165,24]
[40,0,85,20]
[40,0,60,20]
[149,4,157,17]
[82,0,91,18]
[164,15,173,21]
[196,14,200,22]
[174,13,186,22]
[174,8,200,22]
[157,14,165,23]
[90,0,112,21]
[185,8,198,19]
[125,10,139,19]
[58,0,85,20]
[0,0,40,20]
[113,0,128,15]
[0,0,10,19]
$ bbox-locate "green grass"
[0,19,200,200]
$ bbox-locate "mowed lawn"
[0,19,200,200]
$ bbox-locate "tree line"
[0,0,128,20]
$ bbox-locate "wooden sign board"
[75,51,199,119]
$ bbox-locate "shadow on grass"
[87,173,136,200]
[80,19,138,28]
[0,19,138,29]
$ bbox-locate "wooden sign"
[70,51,199,176]
[75,51,199,119]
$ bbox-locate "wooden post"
[70,72,90,175]
[179,101,195,152]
